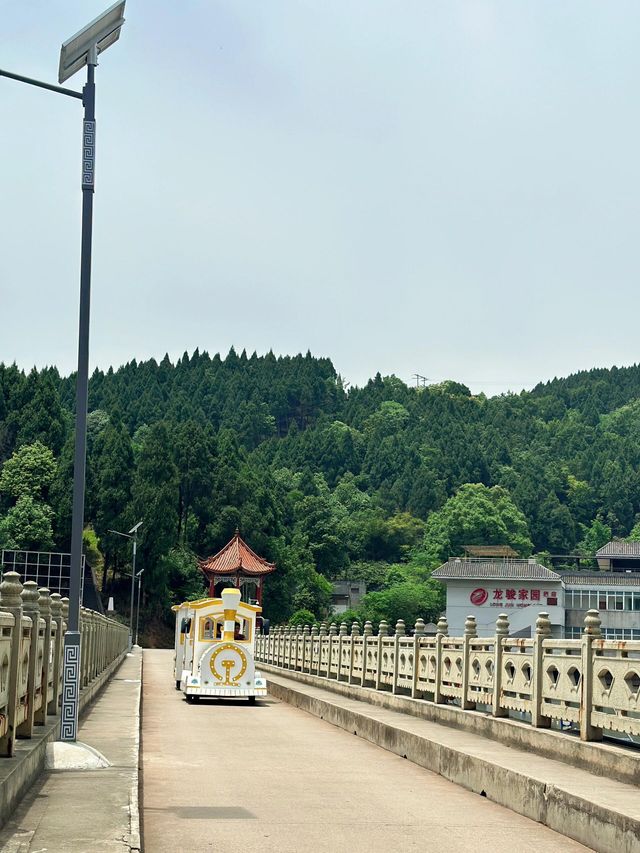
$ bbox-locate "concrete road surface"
[142,650,588,853]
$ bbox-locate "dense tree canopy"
[2,351,640,635]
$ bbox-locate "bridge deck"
[142,649,587,853]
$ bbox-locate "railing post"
[349,621,360,684]
[580,609,603,742]
[392,619,405,694]
[461,615,477,711]
[0,572,23,756]
[327,622,337,678]
[412,618,425,698]
[492,613,510,718]
[271,626,278,666]
[338,621,348,681]
[17,581,40,739]
[310,624,318,672]
[362,620,373,687]
[434,616,448,704]
[302,624,310,672]
[375,620,388,691]
[531,611,551,728]
[35,588,52,726]
[49,593,63,715]
[287,626,295,670]
[317,622,327,676]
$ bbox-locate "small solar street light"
[59,1,126,83]
[1,3,126,744]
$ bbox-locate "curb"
[128,649,142,852]
[267,670,640,853]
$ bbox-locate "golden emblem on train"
[210,642,247,685]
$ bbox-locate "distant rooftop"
[462,545,519,558]
[432,559,560,581]
[595,541,640,558]
[559,571,640,587]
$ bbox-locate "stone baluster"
[302,624,311,672]
[461,615,477,711]
[35,588,52,726]
[292,625,300,671]
[392,619,405,694]
[337,622,348,682]
[411,618,426,698]
[531,612,551,728]
[0,573,24,756]
[362,621,373,687]
[48,593,63,715]
[16,581,41,738]
[316,622,326,675]
[580,609,603,742]
[434,615,448,704]
[375,620,388,691]
[492,613,510,718]
[349,621,360,684]
[327,622,337,678]
[310,624,318,673]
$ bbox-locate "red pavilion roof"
[199,530,276,579]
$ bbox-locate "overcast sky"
[1,1,639,395]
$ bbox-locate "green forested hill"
[1,350,640,630]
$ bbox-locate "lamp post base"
[60,631,81,742]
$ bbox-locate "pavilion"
[198,529,276,604]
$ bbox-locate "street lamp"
[109,521,143,647]
[1,2,126,743]
[135,568,145,646]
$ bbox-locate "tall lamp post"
[135,568,145,646]
[0,2,126,742]
[109,521,143,647]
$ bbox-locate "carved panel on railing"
[379,637,395,687]
[364,640,378,685]
[540,640,582,724]
[415,637,438,694]
[0,613,12,738]
[351,636,364,680]
[440,637,464,700]
[396,637,414,691]
[466,637,496,706]
[499,638,534,715]
[590,641,640,736]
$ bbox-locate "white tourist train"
[172,587,267,702]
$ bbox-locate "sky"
[1,1,639,396]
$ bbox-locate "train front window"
[203,618,215,639]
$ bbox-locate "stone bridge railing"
[256,610,640,743]
[0,570,129,756]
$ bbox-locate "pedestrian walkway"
[142,649,587,853]
[0,649,141,853]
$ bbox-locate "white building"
[432,555,640,639]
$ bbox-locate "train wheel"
[248,696,256,704]
[186,694,200,703]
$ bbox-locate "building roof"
[559,572,640,587]
[432,560,560,581]
[595,541,640,558]
[199,530,276,579]
[462,545,519,558]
